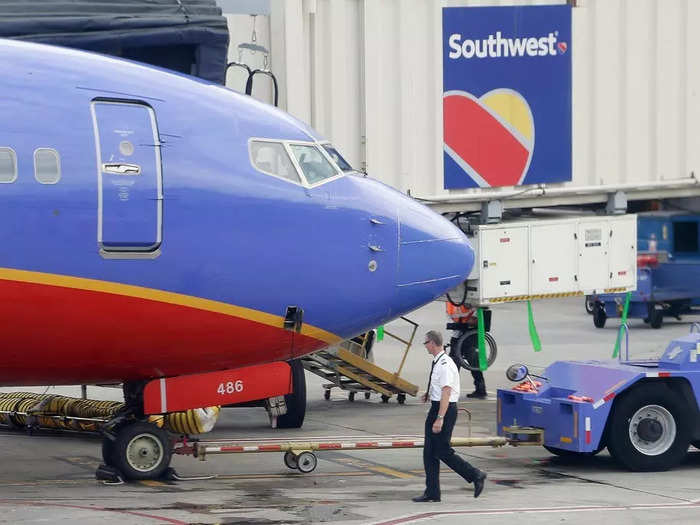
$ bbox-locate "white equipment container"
[466,214,636,305]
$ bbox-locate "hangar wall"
[260,0,700,205]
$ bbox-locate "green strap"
[477,308,487,371]
[612,292,631,358]
[527,300,542,352]
[376,325,384,342]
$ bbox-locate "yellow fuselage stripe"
[0,267,341,345]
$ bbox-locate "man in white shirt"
[412,330,486,502]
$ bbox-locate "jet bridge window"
[250,141,301,184]
[34,148,61,184]
[0,148,17,183]
[289,144,339,184]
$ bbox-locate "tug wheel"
[110,422,172,480]
[607,384,690,471]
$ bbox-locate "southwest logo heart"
[558,42,568,54]
[443,89,535,187]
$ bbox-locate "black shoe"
[412,494,440,502]
[466,391,487,399]
[473,471,487,498]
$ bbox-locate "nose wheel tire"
[607,384,690,471]
[106,422,172,480]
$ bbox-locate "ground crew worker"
[412,330,486,502]
[446,302,487,399]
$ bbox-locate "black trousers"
[450,336,486,394]
[423,401,479,498]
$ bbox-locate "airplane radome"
[0,39,474,479]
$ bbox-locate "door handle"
[102,163,141,175]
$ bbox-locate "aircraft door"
[91,100,163,254]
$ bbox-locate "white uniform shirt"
[429,351,460,402]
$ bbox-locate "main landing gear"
[97,381,174,482]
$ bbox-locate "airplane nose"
[395,197,474,310]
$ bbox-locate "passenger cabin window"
[322,143,353,172]
[289,144,338,184]
[0,148,17,183]
[34,148,61,184]
[250,141,301,184]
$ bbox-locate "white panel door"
[480,226,529,299]
[608,215,637,289]
[531,222,578,295]
[578,220,610,293]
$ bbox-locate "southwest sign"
[442,5,572,189]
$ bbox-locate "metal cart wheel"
[348,392,355,402]
[324,389,331,400]
[593,303,607,328]
[296,451,317,473]
[284,451,298,469]
[381,394,390,403]
[648,304,663,329]
[585,295,595,315]
[397,393,406,405]
[364,392,371,400]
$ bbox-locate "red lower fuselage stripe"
[0,278,328,385]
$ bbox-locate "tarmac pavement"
[1,297,699,524]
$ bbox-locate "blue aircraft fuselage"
[0,39,474,385]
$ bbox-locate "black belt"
[430,401,457,405]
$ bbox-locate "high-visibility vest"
[446,302,475,323]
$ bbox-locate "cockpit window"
[289,144,339,184]
[322,143,353,172]
[250,140,301,184]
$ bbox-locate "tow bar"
[173,426,543,474]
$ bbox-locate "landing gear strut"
[98,381,174,482]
